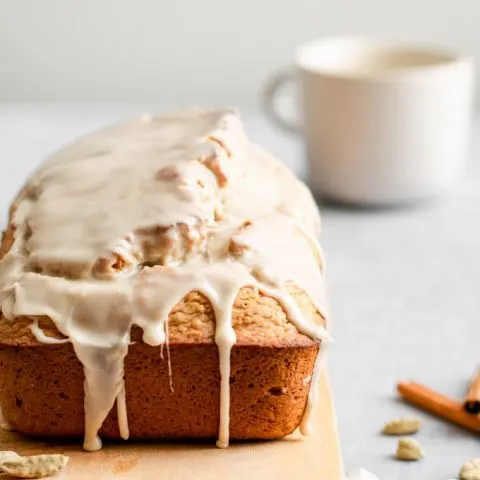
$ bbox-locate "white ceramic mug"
[264,37,475,205]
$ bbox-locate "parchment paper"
[0,373,343,479]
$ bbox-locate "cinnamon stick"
[463,371,480,414]
[397,381,480,434]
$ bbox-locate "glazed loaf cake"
[0,109,330,451]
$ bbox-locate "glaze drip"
[0,109,330,450]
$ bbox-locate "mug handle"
[263,69,302,134]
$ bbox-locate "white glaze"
[29,319,69,345]
[300,343,329,436]
[0,406,14,432]
[117,381,129,440]
[0,109,330,450]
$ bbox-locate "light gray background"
[1,0,480,107]
[0,104,479,480]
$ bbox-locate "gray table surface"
[1,103,479,480]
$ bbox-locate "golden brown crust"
[0,341,318,440]
[0,284,322,348]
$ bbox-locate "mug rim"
[296,36,473,80]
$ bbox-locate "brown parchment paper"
[0,372,343,480]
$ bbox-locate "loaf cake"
[0,109,330,451]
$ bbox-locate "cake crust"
[0,341,319,440]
